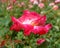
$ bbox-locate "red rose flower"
[36,38,45,45]
[10,10,52,36]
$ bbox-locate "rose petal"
[45,24,52,32]
[39,15,47,25]
[23,25,33,36]
[32,24,52,35]
[23,10,30,14]
[10,23,21,31]
[32,26,42,34]
[11,16,18,23]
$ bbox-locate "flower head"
[55,0,60,3]
[10,10,52,36]
[36,38,45,45]
[49,2,55,6]
[52,5,59,10]
[7,5,13,10]
[38,3,44,8]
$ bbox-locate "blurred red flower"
[36,38,45,45]
[10,10,52,36]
